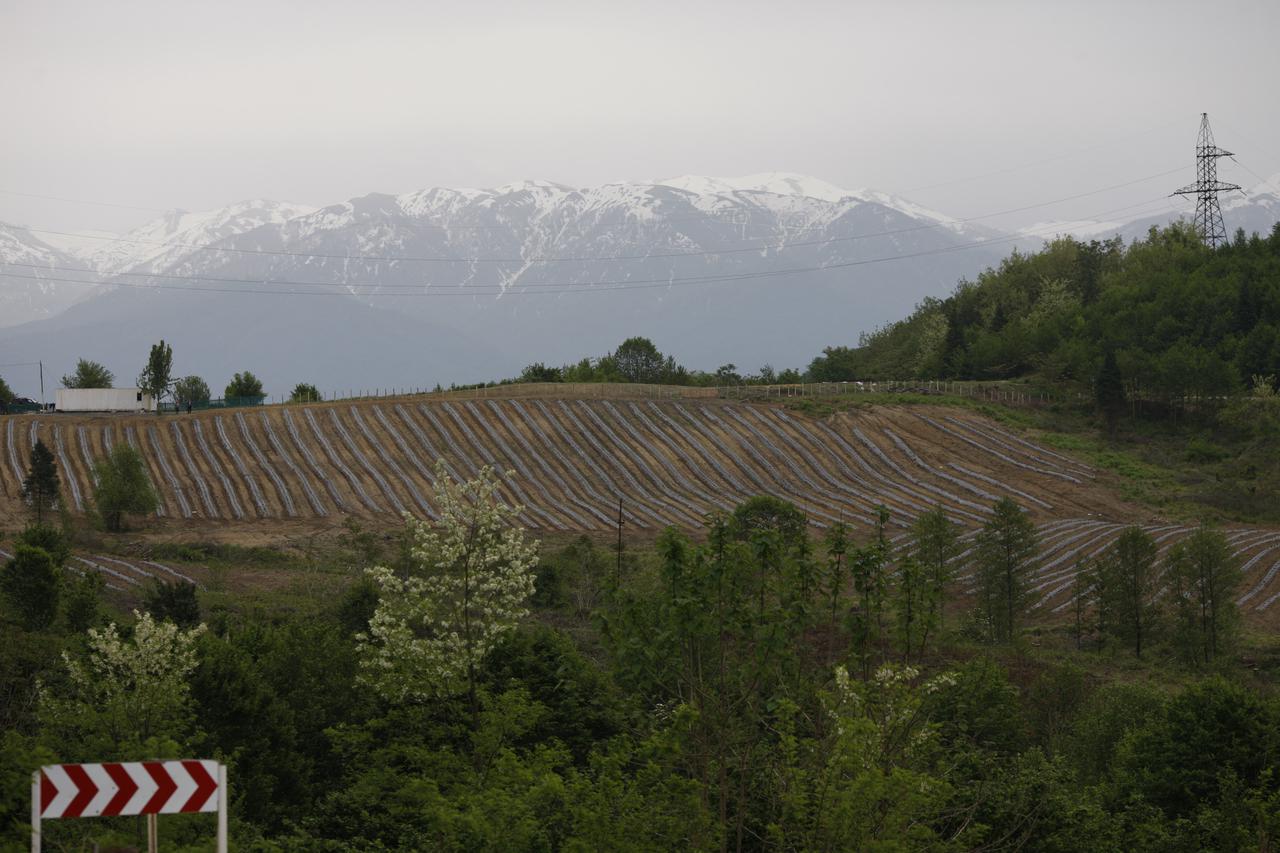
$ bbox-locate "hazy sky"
[3,0,1278,235]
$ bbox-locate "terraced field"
[0,544,201,594]
[3,396,1280,616]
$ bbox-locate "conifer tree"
[973,498,1038,643]
[1096,526,1161,657]
[21,439,59,523]
[1166,527,1242,665]
[894,555,932,662]
[911,506,959,633]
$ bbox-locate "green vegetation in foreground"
[3,465,1278,852]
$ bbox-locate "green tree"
[62,571,103,633]
[39,611,205,759]
[1096,526,1160,657]
[598,507,819,846]
[850,507,891,676]
[973,498,1038,643]
[894,555,933,662]
[713,363,741,384]
[137,339,173,412]
[772,664,957,849]
[91,443,158,532]
[288,382,321,403]
[1094,348,1126,433]
[822,521,849,629]
[60,358,115,389]
[0,545,60,631]
[357,461,538,721]
[911,506,959,634]
[1165,527,1242,665]
[225,370,265,400]
[0,373,13,405]
[519,363,563,383]
[173,375,211,408]
[16,524,70,568]
[612,337,666,383]
[729,494,808,547]
[21,439,60,523]
[806,345,859,381]
[143,579,201,628]
[1112,679,1280,821]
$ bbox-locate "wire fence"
[715,379,1072,406]
[6,378,1075,417]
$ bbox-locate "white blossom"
[39,611,206,757]
[357,460,538,703]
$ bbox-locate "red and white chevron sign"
[38,760,220,819]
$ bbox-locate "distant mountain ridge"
[1,174,1022,395]
[0,226,82,326]
[1018,172,1280,245]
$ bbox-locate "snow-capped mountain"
[0,176,1014,395]
[1222,172,1280,234]
[1018,172,1280,245]
[85,199,317,276]
[0,224,86,327]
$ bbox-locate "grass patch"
[783,392,1036,426]
[148,541,293,566]
[780,392,1254,524]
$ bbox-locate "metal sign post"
[31,760,227,853]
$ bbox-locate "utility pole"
[1173,113,1243,248]
[38,361,44,410]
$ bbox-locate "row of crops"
[2,400,1278,611]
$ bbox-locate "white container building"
[56,388,157,413]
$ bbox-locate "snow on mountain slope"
[88,199,316,275]
[658,173,967,235]
[1019,219,1124,240]
[0,224,91,327]
[661,172,854,203]
[1224,172,1280,218]
[4,176,1020,389]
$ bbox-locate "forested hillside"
[810,222,1280,397]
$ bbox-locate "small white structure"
[56,388,157,413]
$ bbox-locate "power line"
[1228,156,1280,200]
[0,189,173,213]
[6,166,1189,266]
[900,117,1186,193]
[1206,118,1280,196]
[0,196,1186,299]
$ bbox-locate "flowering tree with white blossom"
[39,611,206,759]
[358,460,538,718]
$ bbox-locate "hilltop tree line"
[2,454,1275,849]
[808,222,1280,397]
[510,337,803,389]
[0,344,321,411]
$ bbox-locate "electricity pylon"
[1173,113,1241,248]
